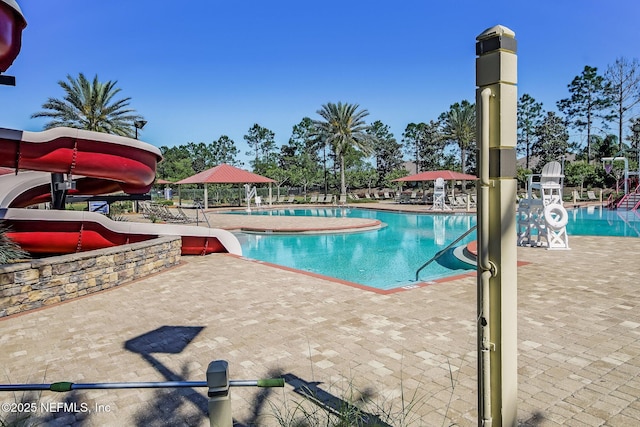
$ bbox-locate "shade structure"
[175,164,275,185]
[392,170,478,182]
[155,179,173,185]
[175,164,275,208]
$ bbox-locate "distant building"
[517,154,575,171]
[403,160,418,174]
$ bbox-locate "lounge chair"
[158,205,186,223]
[144,203,165,220]
[176,206,194,223]
[338,194,348,206]
[373,192,380,200]
[587,190,598,201]
[325,194,334,204]
[383,191,392,199]
[448,196,464,209]
[572,190,583,202]
[286,195,295,204]
[455,196,469,209]
[309,194,318,203]
[409,191,418,204]
[139,202,154,219]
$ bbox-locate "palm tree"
[313,102,375,196]
[439,100,476,174]
[31,73,144,138]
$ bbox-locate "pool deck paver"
[1,204,640,426]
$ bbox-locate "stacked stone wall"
[0,237,181,317]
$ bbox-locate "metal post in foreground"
[476,25,518,427]
[207,360,232,427]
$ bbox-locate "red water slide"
[0,127,242,256]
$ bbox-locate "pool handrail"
[414,224,477,281]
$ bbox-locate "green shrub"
[0,222,28,264]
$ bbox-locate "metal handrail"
[194,202,211,228]
[0,379,284,392]
[414,224,477,281]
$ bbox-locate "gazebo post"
[204,184,208,209]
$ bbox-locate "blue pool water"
[566,206,640,237]
[234,208,476,290]
[231,206,639,291]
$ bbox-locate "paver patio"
[1,208,639,426]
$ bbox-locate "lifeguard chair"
[430,177,450,211]
[529,161,563,204]
[517,161,569,249]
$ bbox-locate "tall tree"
[280,118,322,195]
[287,117,328,192]
[532,111,569,169]
[211,135,241,166]
[313,102,375,196]
[517,94,544,169]
[368,120,403,187]
[418,120,446,172]
[282,117,320,168]
[439,100,476,174]
[31,73,143,137]
[557,65,615,162]
[402,121,446,173]
[590,134,619,161]
[244,124,276,173]
[402,122,426,173]
[157,145,193,181]
[604,57,640,150]
[185,142,214,173]
[628,117,640,168]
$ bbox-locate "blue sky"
[3,0,640,165]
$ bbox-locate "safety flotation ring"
[544,203,568,230]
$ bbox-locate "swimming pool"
[567,206,640,237]
[233,208,477,291]
[232,206,639,291]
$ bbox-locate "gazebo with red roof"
[175,163,275,208]
[392,170,478,206]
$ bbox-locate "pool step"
[453,241,477,266]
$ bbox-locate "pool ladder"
[414,225,477,281]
